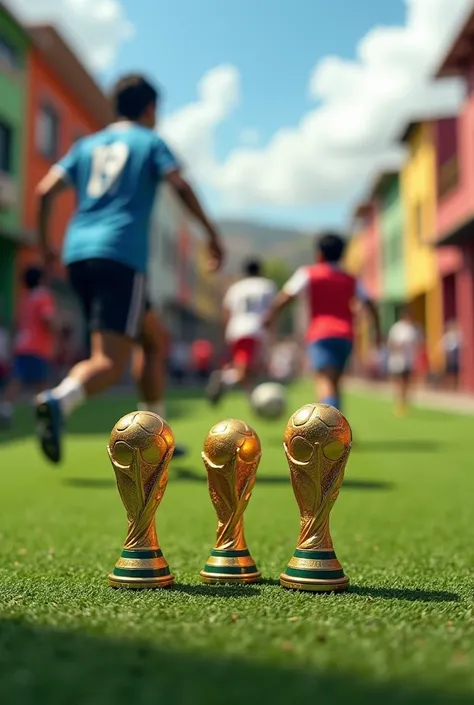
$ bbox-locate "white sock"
[46,377,86,417]
[138,401,166,419]
[222,368,239,387]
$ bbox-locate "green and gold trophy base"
[280,549,349,592]
[108,548,174,589]
[200,548,261,584]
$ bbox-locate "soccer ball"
[284,404,351,463]
[108,411,174,468]
[250,382,287,420]
[204,419,261,465]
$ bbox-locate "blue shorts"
[308,337,353,372]
[13,354,50,386]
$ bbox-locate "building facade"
[434,7,474,389]
[0,3,29,326]
[376,173,405,334]
[18,25,111,342]
[149,185,222,343]
[400,121,443,372]
[344,229,370,374]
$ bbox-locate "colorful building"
[0,3,29,325]
[434,6,474,389]
[352,199,381,301]
[375,172,405,334]
[16,24,112,340]
[399,121,443,372]
[344,228,370,374]
[150,185,222,342]
[21,25,111,271]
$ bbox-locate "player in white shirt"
[206,259,277,405]
[387,306,423,416]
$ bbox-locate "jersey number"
[87,142,129,197]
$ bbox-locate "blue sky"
[96,0,408,230]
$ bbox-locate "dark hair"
[315,232,346,263]
[23,266,43,290]
[244,259,262,277]
[109,74,159,120]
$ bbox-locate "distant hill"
[218,219,313,274]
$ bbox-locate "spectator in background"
[441,319,461,389]
[191,338,214,382]
[387,306,422,416]
[0,267,55,429]
[169,339,190,385]
[0,313,11,392]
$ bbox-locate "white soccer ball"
[250,382,287,420]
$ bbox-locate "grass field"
[0,383,473,704]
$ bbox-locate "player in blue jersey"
[34,74,223,464]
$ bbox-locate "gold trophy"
[107,411,175,589]
[280,403,352,592]
[200,419,261,584]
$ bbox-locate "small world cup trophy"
[107,411,175,589]
[200,419,261,584]
[280,403,352,592]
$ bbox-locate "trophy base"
[200,548,261,585]
[108,548,174,589]
[280,548,349,593]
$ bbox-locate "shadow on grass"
[63,472,394,492]
[171,469,394,491]
[0,618,470,705]
[350,585,459,603]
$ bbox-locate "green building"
[0,4,29,326]
[376,173,406,334]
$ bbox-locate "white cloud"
[240,128,260,146]
[161,65,240,182]
[7,0,134,70]
[162,0,473,209]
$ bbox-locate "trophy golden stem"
[200,420,262,585]
[107,412,175,590]
[280,403,352,593]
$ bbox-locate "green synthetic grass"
[0,384,473,705]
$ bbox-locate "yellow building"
[344,229,370,373]
[400,122,443,372]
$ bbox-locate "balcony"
[438,156,459,200]
[0,171,17,209]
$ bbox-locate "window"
[36,104,60,160]
[0,121,13,173]
[0,37,20,71]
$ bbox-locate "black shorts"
[68,259,148,340]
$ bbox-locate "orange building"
[20,25,111,280]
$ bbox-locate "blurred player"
[206,259,277,405]
[34,73,223,463]
[0,267,55,428]
[0,311,10,393]
[265,232,380,411]
[387,307,422,416]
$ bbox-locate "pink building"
[435,9,474,390]
[353,200,381,300]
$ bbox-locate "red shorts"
[230,337,260,369]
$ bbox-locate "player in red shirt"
[0,267,55,428]
[265,232,380,410]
